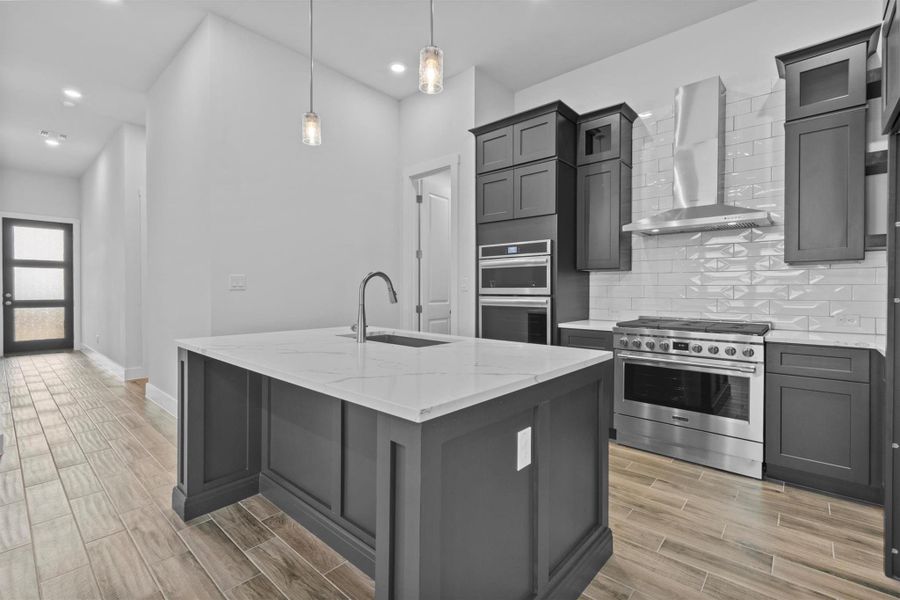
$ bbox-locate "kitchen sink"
[339,333,451,347]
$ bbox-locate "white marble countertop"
[177,327,612,423]
[558,320,619,332]
[764,330,886,356]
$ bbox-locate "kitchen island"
[172,326,613,600]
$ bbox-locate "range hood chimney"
[623,76,773,235]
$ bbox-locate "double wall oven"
[613,317,769,479]
[478,240,552,345]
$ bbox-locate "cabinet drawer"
[784,42,868,120]
[784,108,866,263]
[577,113,632,166]
[766,343,870,382]
[476,126,514,174]
[513,160,557,219]
[559,328,613,351]
[765,373,870,485]
[513,113,557,165]
[476,171,515,224]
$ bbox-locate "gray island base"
[171,327,613,600]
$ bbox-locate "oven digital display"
[507,246,518,254]
[673,341,689,351]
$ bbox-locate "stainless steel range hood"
[623,76,773,236]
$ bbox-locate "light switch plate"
[229,274,247,291]
[517,427,532,471]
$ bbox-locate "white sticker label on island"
[517,427,532,471]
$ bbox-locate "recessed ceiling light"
[45,138,60,147]
[638,111,653,119]
[62,88,82,100]
[390,62,407,74]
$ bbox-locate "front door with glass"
[2,219,74,354]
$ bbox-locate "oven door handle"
[479,297,551,308]
[478,256,551,268]
[617,351,759,374]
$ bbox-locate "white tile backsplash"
[588,82,887,333]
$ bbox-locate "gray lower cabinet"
[765,373,870,485]
[559,327,615,438]
[577,159,632,270]
[764,343,883,502]
[784,107,866,263]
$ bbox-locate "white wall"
[146,15,403,401]
[398,67,513,336]
[513,0,888,335]
[80,123,146,376]
[0,167,80,219]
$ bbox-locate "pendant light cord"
[309,0,314,112]
[429,0,434,46]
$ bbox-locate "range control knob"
[708,345,719,355]
[645,340,656,350]
[691,344,703,353]
[632,340,642,349]
[658,341,670,351]
[724,346,737,356]
[742,347,755,358]
[620,338,629,347]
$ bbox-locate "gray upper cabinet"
[784,107,866,262]
[513,160,557,219]
[776,26,879,121]
[883,0,900,133]
[476,126,514,174]
[513,113,557,165]
[778,27,877,264]
[577,104,637,166]
[476,170,515,223]
[577,159,632,270]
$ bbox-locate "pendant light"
[418,0,443,94]
[302,0,321,145]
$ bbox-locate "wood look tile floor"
[0,352,897,599]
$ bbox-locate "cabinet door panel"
[559,328,613,351]
[785,43,867,120]
[765,373,870,484]
[513,160,556,219]
[513,113,556,165]
[577,115,621,165]
[476,171,515,224]
[577,160,631,270]
[476,126,513,174]
[785,108,865,262]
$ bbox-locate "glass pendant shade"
[302,111,321,146]
[418,45,443,94]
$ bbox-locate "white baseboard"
[124,366,148,380]
[146,383,177,416]
[81,344,126,381]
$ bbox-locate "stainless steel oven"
[478,240,552,296]
[612,318,768,479]
[614,350,763,442]
[478,296,552,345]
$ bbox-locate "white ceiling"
[0,0,749,178]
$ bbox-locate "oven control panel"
[614,334,764,363]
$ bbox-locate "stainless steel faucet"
[356,272,398,343]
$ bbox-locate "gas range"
[611,317,770,479]
[613,317,769,362]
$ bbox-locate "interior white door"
[419,175,451,333]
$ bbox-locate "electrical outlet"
[95,334,100,344]
[517,427,532,471]
[229,274,247,291]
[460,276,470,292]
[837,315,860,328]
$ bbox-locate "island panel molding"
[172,328,613,600]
